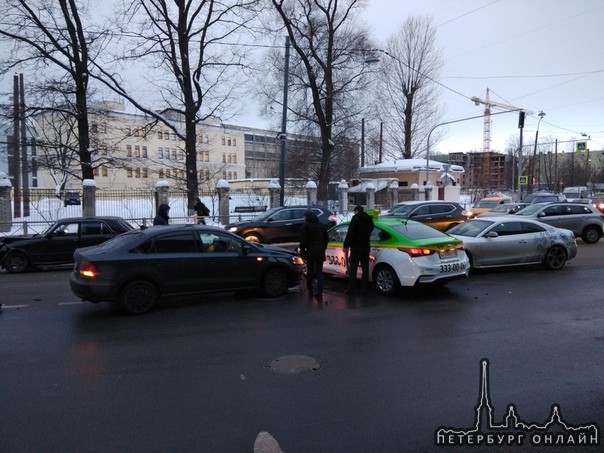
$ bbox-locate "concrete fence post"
[306,180,317,206]
[424,182,433,201]
[268,179,281,209]
[388,180,399,208]
[366,182,376,210]
[338,179,349,214]
[0,172,12,232]
[155,180,170,211]
[82,179,97,217]
[411,183,419,201]
[216,179,230,226]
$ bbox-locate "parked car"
[476,202,530,217]
[513,202,604,243]
[323,217,469,295]
[0,216,134,273]
[382,200,469,231]
[448,217,577,270]
[226,205,336,244]
[70,224,305,314]
[466,196,512,218]
[63,191,81,207]
[522,192,567,204]
[592,195,604,214]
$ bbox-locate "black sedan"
[0,216,134,273]
[70,224,305,314]
[226,205,336,244]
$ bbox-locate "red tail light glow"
[398,247,434,257]
[79,260,100,278]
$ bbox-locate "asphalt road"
[1,241,603,452]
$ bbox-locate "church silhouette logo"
[435,359,600,447]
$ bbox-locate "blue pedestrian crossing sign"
[576,141,587,152]
[518,175,528,185]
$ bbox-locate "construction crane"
[471,88,533,153]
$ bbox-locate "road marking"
[1,304,29,309]
[58,301,86,306]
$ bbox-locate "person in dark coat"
[299,210,329,299]
[343,205,374,294]
[153,203,170,225]
[193,197,210,225]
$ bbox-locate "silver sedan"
[448,216,577,270]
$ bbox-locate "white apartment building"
[34,102,246,191]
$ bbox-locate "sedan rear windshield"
[390,222,450,240]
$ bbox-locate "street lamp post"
[530,111,546,192]
[278,37,290,207]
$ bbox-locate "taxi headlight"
[292,256,305,266]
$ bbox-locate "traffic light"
[518,111,525,129]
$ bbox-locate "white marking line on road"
[1,304,29,309]
[58,301,87,306]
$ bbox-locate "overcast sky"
[357,0,604,156]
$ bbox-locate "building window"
[90,123,98,134]
[101,166,108,177]
[100,144,108,155]
[171,133,177,141]
[205,134,209,144]
[142,146,148,158]
[134,128,139,137]
[158,169,164,178]
[127,145,132,157]
[158,131,163,140]
[125,127,131,136]
[134,145,140,158]
[232,154,237,164]
[233,171,237,179]
[222,153,226,163]
[165,169,171,178]
[222,136,226,146]
[227,138,231,146]
[232,138,236,147]
[158,147,163,159]
[93,167,99,176]
[135,167,141,178]
[127,167,133,178]
[172,149,177,160]
[165,148,170,160]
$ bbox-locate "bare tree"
[92,0,259,211]
[265,0,374,202]
[374,16,443,160]
[0,0,111,181]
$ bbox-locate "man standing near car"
[343,205,374,295]
[300,210,329,300]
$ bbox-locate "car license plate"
[439,250,457,259]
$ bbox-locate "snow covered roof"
[359,158,464,175]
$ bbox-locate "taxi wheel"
[543,245,567,270]
[373,264,399,296]
[119,280,158,314]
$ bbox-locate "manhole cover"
[267,355,321,375]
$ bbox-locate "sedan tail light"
[79,260,100,278]
[398,247,435,257]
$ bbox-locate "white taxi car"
[324,217,470,295]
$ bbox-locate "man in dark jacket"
[153,203,170,225]
[343,205,374,294]
[299,210,329,299]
